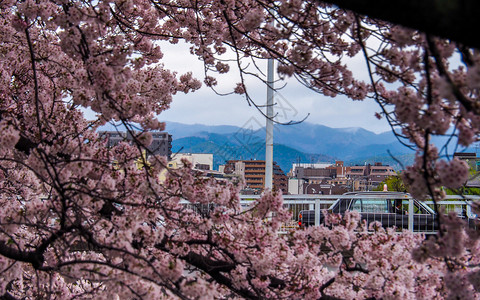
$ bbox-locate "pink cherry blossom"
[0,0,478,299]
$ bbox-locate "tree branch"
[0,241,43,269]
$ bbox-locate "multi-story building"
[293,161,350,183]
[288,161,396,194]
[453,152,480,187]
[168,153,213,170]
[294,167,332,184]
[99,131,172,159]
[368,162,396,185]
[288,163,332,177]
[346,162,396,190]
[289,161,351,194]
[348,165,367,176]
[273,163,288,193]
[454,152,479,171]
[326,161,351,178]
[224,160,288,194]
[149,132,173,159]
[303,182,349,195]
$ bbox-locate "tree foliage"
[0,0,479,299]
[374,175,408,193]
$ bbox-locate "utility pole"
[265,58,274,191]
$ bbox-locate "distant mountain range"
[97,121,475,173]
[165,121,417,173]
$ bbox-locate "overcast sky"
[155,42,392,134]
[160,86,390,133]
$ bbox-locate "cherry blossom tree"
[0,0,479,299]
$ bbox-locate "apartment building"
[288,161,396,194]
[288,161,350,195]
[454,152,479,171]
[224,160,288,194]
[294,167,333,184]
[346,162,396,190]
[99,131,172,159]
[453,152,480,187]
[288,163,332,177]
[168,153,213,170]
[326,161,351,178]
[368,163,396,184]
[293,161,350,182]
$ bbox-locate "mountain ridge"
[166,121,414,172]
[97,121,472,173]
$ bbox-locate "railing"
[240,194,480,234]
[181,195,479,234]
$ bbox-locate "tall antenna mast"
[265,57,274,191]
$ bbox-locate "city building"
[99,131,172,159]
[454,152,479,171]
[454,152,480,187]
[168,153,213,170]
[303,182,349,195]
[326,161,350,178]
[294,167,333,184]
[288,163,332,177]
[346,162,396,191]
[223,160,288,194]
[292,161,350,183]
[288,178,305,195]
[368,162,397,185]
[149,132,173,159]
[288,161,351,195]
[288,161,396,194]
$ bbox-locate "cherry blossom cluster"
[0,0,479,299]
[157,0,478,203]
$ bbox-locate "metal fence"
[180,195,479,234]
[239,194,480,234]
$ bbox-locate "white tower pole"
[265,57,274,191]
